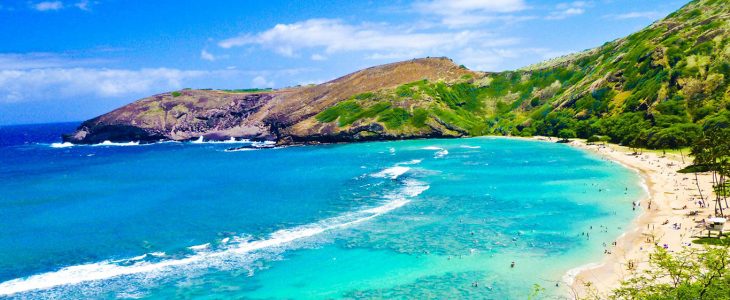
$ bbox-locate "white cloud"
[251,75,274,88]
[413,0,528,27]
[0,53,106,69]
[604,11,663,20]
[297,78,328,86]
[0,68,233,103]
[415,0,527,13]
[310,53,327,61]
[456,47,566,71]
[219,18,487,59]
[546,1,587,20]
[31,1,95,12]
[75,0,90,11]
[0,52,317,103]
[33,1,63,11]
[200,49,216,61]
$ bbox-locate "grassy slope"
[313,0,730,148]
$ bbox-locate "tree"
[558,129,576,142]
[691,124,730,217]
[587,135,601,144]
[608,244,730,299]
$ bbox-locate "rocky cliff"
[64,57,476,144]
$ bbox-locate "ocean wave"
[188,243,211,251]
[371,166,410,180]
[434,149,448,158]
[92,141,141,147]
[562,262,604,286]
[251,141,276,148]
[460,145,481,149]
[191,136,251,144]
[223,148,259,152]
[421,146,449,158]
[50,142,74,148]
[0,180,429,296]
[421,146,442,150]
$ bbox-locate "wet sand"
[555,138,718,298]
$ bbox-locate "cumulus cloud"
[413,0,529,27]
[0,53,314,103]
[0,68,229,103]
[33,1,63,11]
[75,0,90,11]
[30,0,95,12]
[546,1,588,20]
[415,0,527,13]
[218,18,487,59]
[200,49,216,61]
[456,47,567,71]
[310,53,327,61]
[0,53,106,69]
[251,75,274,88]
[604,11,663,20]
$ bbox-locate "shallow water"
[0,124,645,299]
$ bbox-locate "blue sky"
[0,0,688,125]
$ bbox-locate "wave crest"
[0,179,429,296]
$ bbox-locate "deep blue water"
[0,123,644,299]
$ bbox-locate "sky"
[0,0,689,125]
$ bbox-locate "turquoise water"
[0,124,644,299]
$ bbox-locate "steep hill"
[65,0,730,148]
[64,57,476,144]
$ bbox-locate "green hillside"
[314,0,730,149]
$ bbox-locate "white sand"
[558,138,719,298]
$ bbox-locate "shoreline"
[552,138,716,298]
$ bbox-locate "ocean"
[0,123,645,299]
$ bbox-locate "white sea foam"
[93,141,141,147]
[188,243,210,251]
[371,166,410,180]
[191,137,251,144]
[251,141,276,148]
[421,146,442,150]
[50,142,74,148]
[224,148,259,152]
[127,254,147,262]
[397,159,422,166]
[421,146,448,158]
[0,180,428,296]
[562,262,604,286]
[49,140,142,148]
[460,145,481,149]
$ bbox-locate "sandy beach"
[551,138,720,298]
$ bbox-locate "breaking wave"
[0,174,429,297]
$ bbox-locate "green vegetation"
[312,0,729,153]
[605,245,730,299]
[171,91,182,97]
[690,121,730,216]
[603,100,729,299]
[694,236,729,246]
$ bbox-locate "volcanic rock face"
[64,57,476,144]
